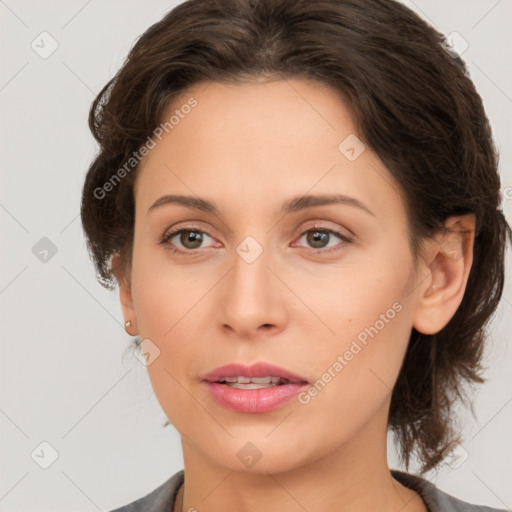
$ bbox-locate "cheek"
[301,294,411,404]
[289,297,413,457]
[316,302,411,400]
[130,240,208,338]
[287,246,414,354]
[128,244,215,425]
[290,249,415,412]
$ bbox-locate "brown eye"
[161,228,215,253]
[178,230,204,249]
[296,228,349,252]
[306,230,331,249]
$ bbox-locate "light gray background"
[0,1,511,510]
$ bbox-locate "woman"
[80,0,511,510]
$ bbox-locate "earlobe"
[413,214,476,335]
[111,253,139,335]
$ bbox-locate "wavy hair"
[80,0,511,473]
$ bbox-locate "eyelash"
[159,224,352,255]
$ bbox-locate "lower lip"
[203,381,309,413]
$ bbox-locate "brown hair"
[80,0,511,473]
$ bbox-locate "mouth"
[202,362,309,386]
[202,362,310,413]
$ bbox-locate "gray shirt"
[109,469,507,512]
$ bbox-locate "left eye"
[294,229,348,251]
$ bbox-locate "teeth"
[217,376,288,386]
[250,377,272,384]
[226,382,279,389]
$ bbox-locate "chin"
[195,432,325,476]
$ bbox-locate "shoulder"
[391,470,508,512]
[108,469,184,512]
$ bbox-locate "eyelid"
[295,220,353,241]
[161,219,221,242]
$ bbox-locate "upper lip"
[202,362,309,384]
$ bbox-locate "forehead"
[134,79,405,221]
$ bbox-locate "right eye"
[160,227,217,253]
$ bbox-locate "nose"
[216,239,288,340]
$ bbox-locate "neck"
[177,401,425,512]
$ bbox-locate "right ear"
[111,253,139,335]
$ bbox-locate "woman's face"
[122,78,427,473]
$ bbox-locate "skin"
[113,77,475,512]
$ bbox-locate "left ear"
[413,214,476,335]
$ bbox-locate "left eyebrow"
[147,193,375,217]
[280,193,375,217]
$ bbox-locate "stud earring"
[125,320,132,334]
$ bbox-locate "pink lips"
[202,362,309,414]
[203,362,309,383]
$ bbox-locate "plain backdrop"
[0,1,511,510]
